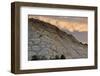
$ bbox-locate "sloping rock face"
[28,18,88,60]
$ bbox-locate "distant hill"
[70,31,88,44]
[28,18,88,60]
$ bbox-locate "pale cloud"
[29,15,88,32]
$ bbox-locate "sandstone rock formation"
[28,18,88,60]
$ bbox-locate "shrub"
[40,56,47,60]
[61,55,66,59]
[55,55,59,59]
[31,55,39,60]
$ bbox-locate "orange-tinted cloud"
[29,15,88,32]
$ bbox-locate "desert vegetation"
[31,54,66,60]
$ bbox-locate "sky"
[28,15,88,44]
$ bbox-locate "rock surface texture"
[28,18,88,60]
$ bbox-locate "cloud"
[29,15,88,32]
